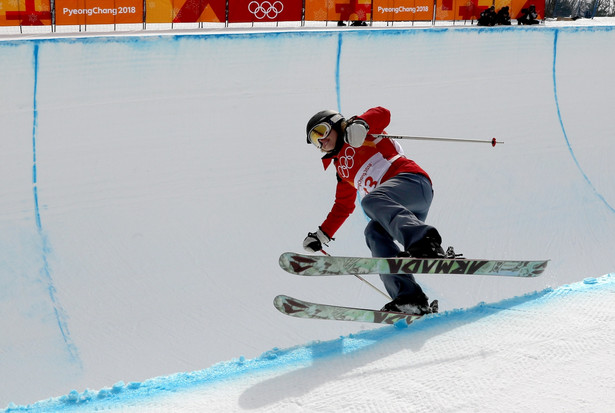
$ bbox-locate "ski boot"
[381,294,439,315]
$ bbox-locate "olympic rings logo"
[337,147,355,178]
[248,1,284,19]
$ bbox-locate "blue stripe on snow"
[552,29,615,214]
[30,43,82,368]
[336,32,343,114]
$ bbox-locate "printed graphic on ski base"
[279,252,549,277]
[274,294,425,325]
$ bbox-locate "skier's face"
[319,129,338,153]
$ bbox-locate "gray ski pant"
[361,172,436,300]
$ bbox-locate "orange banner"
[228,0,302,23]
[510,0,544,19]
[372,0,432,21]
[55,0,143,25]
[144,0,172,22]
[456,0,491,20]
[435,0,490,20]
[434,0,452,20]
[1,0,544,27]
[0,0,51,26]
[145,0,225,23]
[494,0,512,11]
[304,0,371,22]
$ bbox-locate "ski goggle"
[307,123,332,149]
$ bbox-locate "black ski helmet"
[306,110,345,145]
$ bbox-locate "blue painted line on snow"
[552,30,615,214]
[335,32,342,113]
[31,43,82,368]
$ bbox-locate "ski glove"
[344,117,369,148]
[303,228,332,253]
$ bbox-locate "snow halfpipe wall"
[1,25,614,406]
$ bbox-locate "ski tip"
[273,294,285,303]
[273,295,290,314]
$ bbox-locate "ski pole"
[372,134,502,147]
[321,250,391,300]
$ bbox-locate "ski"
[279,252,549,277]
[274,294,426,325]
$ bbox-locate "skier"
[302,106,443,315]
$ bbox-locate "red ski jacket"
[319,106,431,238]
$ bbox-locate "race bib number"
[354,153,391,197]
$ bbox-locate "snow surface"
[1,21,615,411]
[6,274,615,412]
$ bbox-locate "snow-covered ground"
[1,21,615,411]
[8,274,615,412]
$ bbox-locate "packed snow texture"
[1,24,614,410]
[6,274,615,412]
